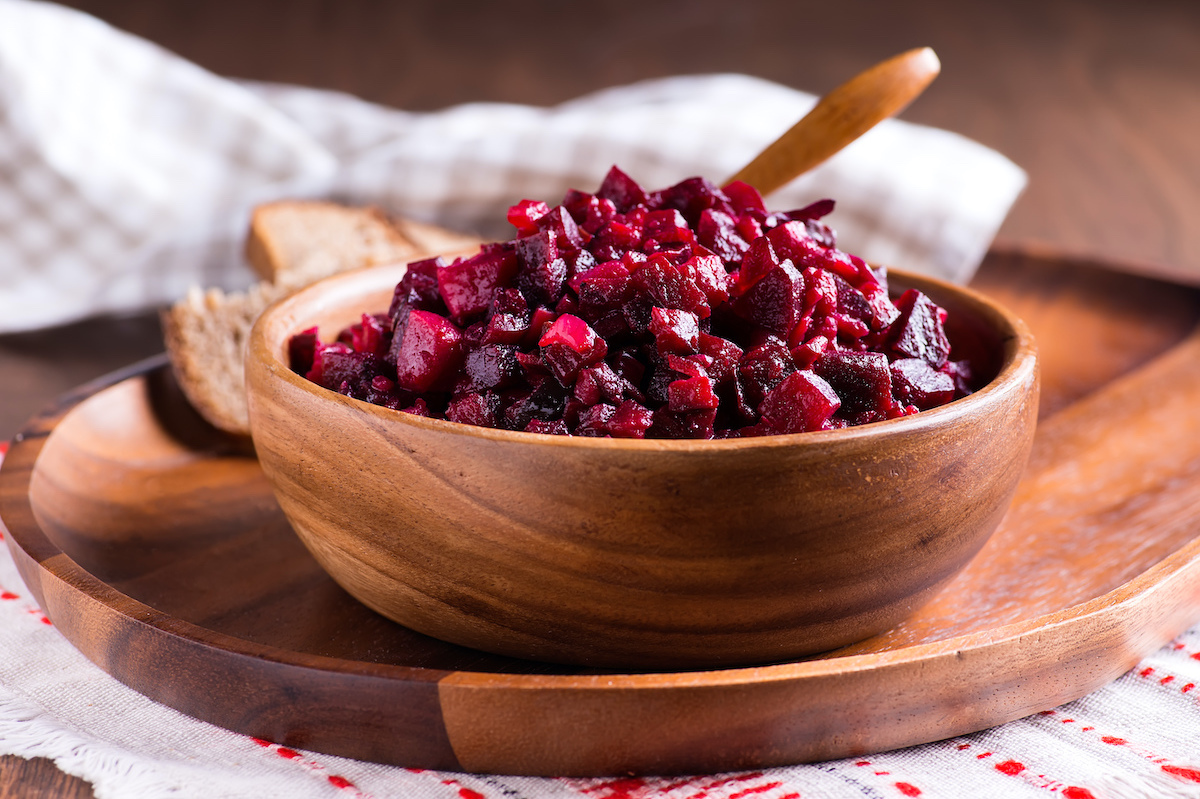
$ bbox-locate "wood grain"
[3,251,1200,775]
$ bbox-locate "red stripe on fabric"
[1163,765,1200,783]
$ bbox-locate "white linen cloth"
[0,0,1026,334]
[12,2,1199,799]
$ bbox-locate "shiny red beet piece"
[293,166,974,437]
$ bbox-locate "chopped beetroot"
[649,307,701,355]
[891,358,957,409]
[438,244,519,325]
[738,337,796,408]
[607,399,655,438]
[731,259,806,335]
[889,289,951,367]
[292,168,978,437]
[755,370,841,434]
[347,313,390,359]
[289,326,319,375]
[539,313,607,384]
[596,166,649,213]
[445,391,499,427]
[813,351,894,419]
[524,418,570,435]
[507,199,550,237]
[390,309,463,393]
[632,254,710,318]
[668,375,720,412]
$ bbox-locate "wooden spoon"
[725,47,941,196]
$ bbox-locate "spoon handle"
[725,47,941,196]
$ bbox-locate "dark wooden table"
[2,1,1199,795]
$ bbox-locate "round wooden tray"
[4,251,1200,777]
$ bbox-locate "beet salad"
[288,166,976,439]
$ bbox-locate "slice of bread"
[161,281,293,435]
[164,202,481,436]
[245,201,421,284]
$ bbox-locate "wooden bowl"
[245,262,1038,671]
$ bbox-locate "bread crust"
[164,202,481,435]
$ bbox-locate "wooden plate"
[4,248,1200,777]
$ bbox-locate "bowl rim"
[247,260,1038,452]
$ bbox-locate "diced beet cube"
[668,375,720,412]
[730,236,779,297]
[644,209,696,246]
[576,403,617,437]
[401,397,432,417]
[606,399,654,439]
[813,351,894,417]
[803,266,839,319]
[464,343,521,390]
[574,362,641,405]
[553,292,579,317]
[563,190,617,234]
[697,208,750,262]
[738,337,796,407]
[590,309,632,340]
[833,274,874,323]
[757,370,841,434]
[652,176,729,223]
[483,310,529,346]
[731,259,806,336]
[524,418,570,435]
[683,251,732,306]
[503,381,568,430]
[349,313,390,358]
[507,199,550,237]
[539,313,602,353]
[536,205,587,251]
[768,223,859,284]
[791,333,830,369]
[539,313,608,384]
[589,220,643,262]
[888,289,951,368]
[648,407,718,440]
[632,254,710,317]
[735,214,764,245]
[859,279,901,331]
[723,180,767,216]
[595,166,649,213]
[438,244,519,325]
[390,309,464,393]
[835,313,871,340]
[891,358,957,409]
[698,332,743,385]
[305,341,352,387]
[522,306,557,348]
[289,326,319,375]
[649,307,701,354]
[389,257,444,318]
[666,353,712,379]
[519,258,569,307]
[573,367,604,405]
[446,391,500,427]
[573,264,634,322]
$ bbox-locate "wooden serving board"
[4,248,1200,777]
